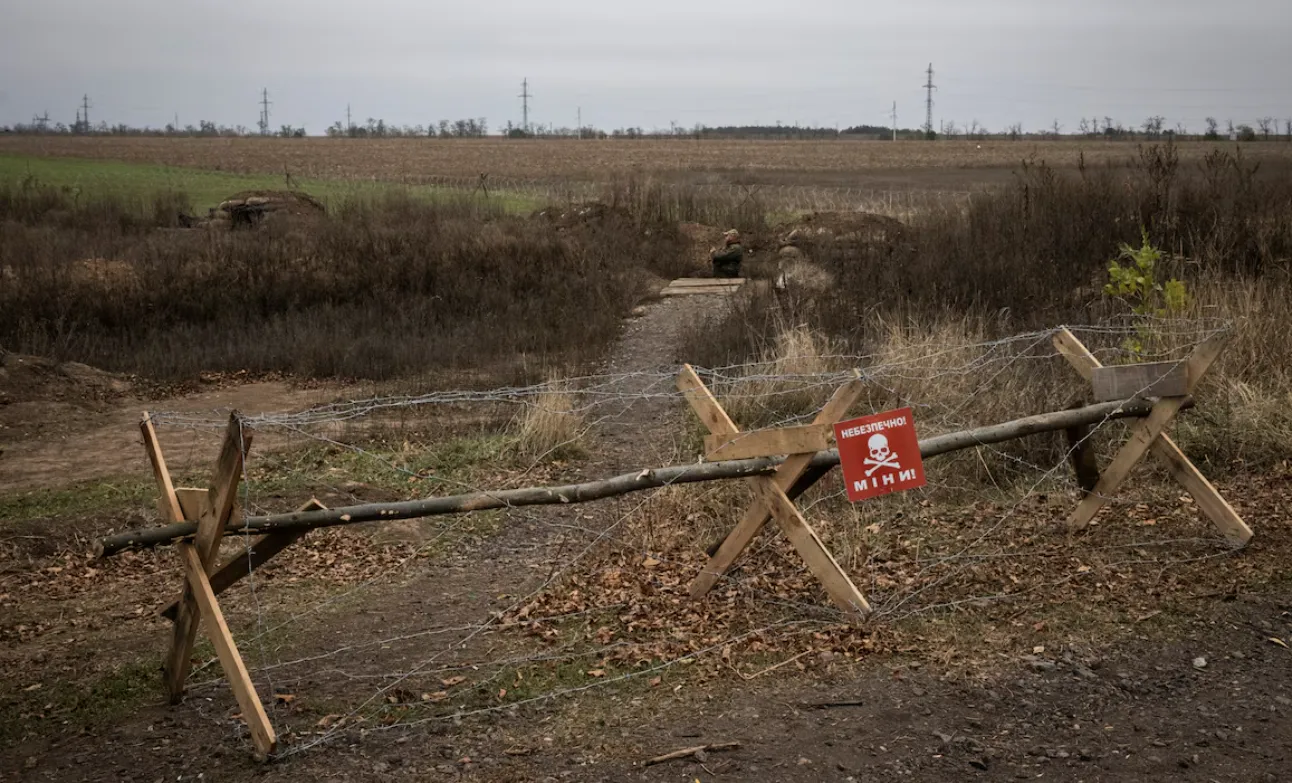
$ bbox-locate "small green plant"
[1104,229,1189,355]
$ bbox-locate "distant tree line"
[4,113,1292,142]
[324,118,491,138]
[0,118,306,137]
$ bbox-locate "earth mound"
[199,189,326,229]
[781,210,909,245]
[0,351,133,444]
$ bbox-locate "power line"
[81,94,92,133]
[891,101,897,141]
[519,78,532,134]
[923,63,936,139]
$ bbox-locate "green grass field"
[0,153,542,214]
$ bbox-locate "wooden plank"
[140,413,184,524]
[1065,334,1227,531]
[174,487,209,521]
[1150,437,1253,546]
[1066,398,1187,529]
[197,414,253,571]
[667,278,747,287]
[704,424,832,461]
[663,283,743,292]
[786,463,834,503]
[676,364,741,437]
[1091,362,1187,402]
[661,287,741,297]
[752,480,870,618]
[690,373,863,599]
[165,415,252,704]
[1184,332,1229,392]
[161,499,325,622]
[1065,418,1101,494]
[180,543,277,759]
[1053,327,1099,381]
[165,491,214,703]
[693,452,817,590]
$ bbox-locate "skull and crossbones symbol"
[863,433,901,476]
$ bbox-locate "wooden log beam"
[98,397,1180,557]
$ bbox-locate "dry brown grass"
[511,377,587,461]
[716,323,847,427]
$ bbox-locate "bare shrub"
[601,174,767,235]
[0,183,684,381]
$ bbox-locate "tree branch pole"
[98,397,1183,557]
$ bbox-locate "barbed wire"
[147,321,1229,433]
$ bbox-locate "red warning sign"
[834,407,926,502]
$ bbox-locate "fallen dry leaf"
[586,669,606,678]
[441,676,467,688]
[273,693,295,705]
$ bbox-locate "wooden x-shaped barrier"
[1053,328,1252,546]
[141,411,326,760]
[678,366,872,619]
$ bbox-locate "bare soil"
[0,363,357,491]
[6,137,1292,190]
[3,281,1292,782]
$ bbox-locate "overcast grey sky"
[3,0,1290,134]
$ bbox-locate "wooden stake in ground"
[1054,328,1251,545]
[678,365,870,617]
